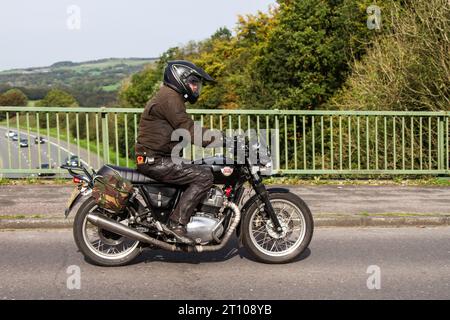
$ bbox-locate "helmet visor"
[186,74,202,97]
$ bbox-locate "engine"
[198,186,225,214]
[186,187,226,244]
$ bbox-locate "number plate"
[66,187,80,209]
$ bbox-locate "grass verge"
[0,215,43,220]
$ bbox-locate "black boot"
[162,220,194,245]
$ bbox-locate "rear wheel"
[73,197,141,267]
[242,192,314,264]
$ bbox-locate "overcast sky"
[0,0,276,71]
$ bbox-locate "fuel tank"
[196,156,242,185]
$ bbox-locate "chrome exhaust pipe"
[86,213,180,252]
[86,200,241,253]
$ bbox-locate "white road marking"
[1,127,89,167]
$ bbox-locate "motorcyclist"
[135,60,221,244]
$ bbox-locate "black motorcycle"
[62,136,314,266]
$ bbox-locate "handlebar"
[221,134,253,162]
[60,163,95,185]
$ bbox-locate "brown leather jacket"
[135,84,218,157]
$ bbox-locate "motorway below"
[0,126,103,178]
[0,227,449,299]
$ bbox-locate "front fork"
[251,177,284,234]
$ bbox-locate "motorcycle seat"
[97,164,157,184]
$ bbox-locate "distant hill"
[0,57,158,107]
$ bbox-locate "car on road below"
[4,130,16,138]
[19,139,28,147]
[37,163,56,177]
[64,155,80,167]
[11,134,19,141]
[34,136,46,144]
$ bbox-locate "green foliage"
[135,0,445,113]
[37,89,79,108]
[253,0,375,110]
[118,65,161,108]
[36,89,78,129]
[0,88,28,120]
[0,85,48,100]
[211,27,232,41]
[332,0,450,111]
[120,1,377,111]
[0,88,28,106]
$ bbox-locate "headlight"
[259,161,273,176]
[251,141,260,151]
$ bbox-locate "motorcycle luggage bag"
[92,166,134,213]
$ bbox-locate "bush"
[36,89,79,129]
[37,89,79,108]
[0,89,28,106]
[331,0,450,111]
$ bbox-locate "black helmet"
[163,60,215,104]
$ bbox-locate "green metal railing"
[0,107,448,177]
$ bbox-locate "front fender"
[236,187,289,241]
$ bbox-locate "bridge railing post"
[101,107,109,165]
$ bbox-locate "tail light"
[73,177,81,184]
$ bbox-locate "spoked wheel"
[242,192,314,264]
[73,197,141,267]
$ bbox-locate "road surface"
[0,227,449,299]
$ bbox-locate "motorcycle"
[62,136,314,266]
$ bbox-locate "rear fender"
[64,193,84,218]
[64,188,93,218]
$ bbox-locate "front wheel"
[242,192,314,264]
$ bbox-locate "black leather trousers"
[137,157,214,225]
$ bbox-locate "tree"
[118,65,162,108]
[37,88,79,107]
[211,27,232,41]
[0,88,28,106]
[36,89,79,130]
[178,14,278,110]
[253,0,375,110]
